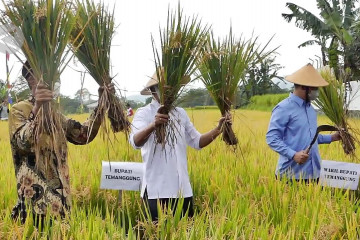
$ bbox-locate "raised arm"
[198,113,231,148]
[65,83,114,145]
[64,108,102,145]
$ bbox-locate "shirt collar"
[289,92,308,107]
[150,98,160,108]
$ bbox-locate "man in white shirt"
[130,72,231,221]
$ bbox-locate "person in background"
[266,64,341,183]
[126,102,133,117]
[0,99,9,120]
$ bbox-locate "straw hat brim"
[140,70,191,95]
[140,70,160,95]
[285,63,329,87]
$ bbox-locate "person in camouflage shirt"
[9,61,111,226]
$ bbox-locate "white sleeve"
[182,110,202,150]
[129,108,150,149]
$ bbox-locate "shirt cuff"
[287,148,296,160]
[319,134,332,144]
[129,133,142,150]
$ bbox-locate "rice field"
[1,109,360,239]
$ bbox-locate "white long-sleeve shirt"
[129,99,201,199]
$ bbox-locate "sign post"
[320,160,360,190]
[100,161,144,191]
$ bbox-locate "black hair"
[22,61,33,80]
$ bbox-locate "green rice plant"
[1,0,77,162]
[314,67,359,155]
[1,111,360,238]
[70,0,130,134]
[151,3,209,148]
[196,28,274,145]
[247,93,288,111]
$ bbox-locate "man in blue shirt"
[266,64,341,182]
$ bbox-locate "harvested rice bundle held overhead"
[151,4,209,148]
[196,28,275,145]
[70,0,129,134]
[1,0,77,158]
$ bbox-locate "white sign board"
[320,160,360,190]
[100,161,144,191]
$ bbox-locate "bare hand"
[153,113,169,128]
[331,131,341,142]
[33,83,53,115]
[217,112,232,131]
[98,83,115,96]
[293,150,309,165]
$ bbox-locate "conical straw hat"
[140,71,159,95]
[140,69,191,95]
[285,63,329,87]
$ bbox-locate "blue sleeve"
[266,105,296,159]
[317,134,332,144]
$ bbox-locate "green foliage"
[152,4,209,111]
[71,0,129,133]
[0,79,7,101]
[246,93,289,111]
[71,0,114,86]
[314,68,345,126]
[190,105,218,110]
[145,97,152,105]
[283,0,360,80]
[125,100,145,110]
[197,28,274,113]
[59,95,89,115]
[1,111,360,238]
[239,56,285,104]
[314,67,358,155]
[177,88,214,108]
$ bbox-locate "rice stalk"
[1,0,77,165]
[196,28,275,145]
[151,3,209,148]
[314,67,358,155]
[70,0,129,135]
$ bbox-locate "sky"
[0,0,323,99]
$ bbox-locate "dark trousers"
[142,190,194,221]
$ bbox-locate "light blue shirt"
[266,93,332,179]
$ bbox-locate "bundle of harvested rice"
[70,0,129,134]
[314,67,359,155]
[196,28,274,145]
[151,4,209,148]
[1,0,77,160]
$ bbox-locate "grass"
[1,109,360,239]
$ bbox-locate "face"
[307,87,319,101]
[150,85,160,103]
[26,75,38,91]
